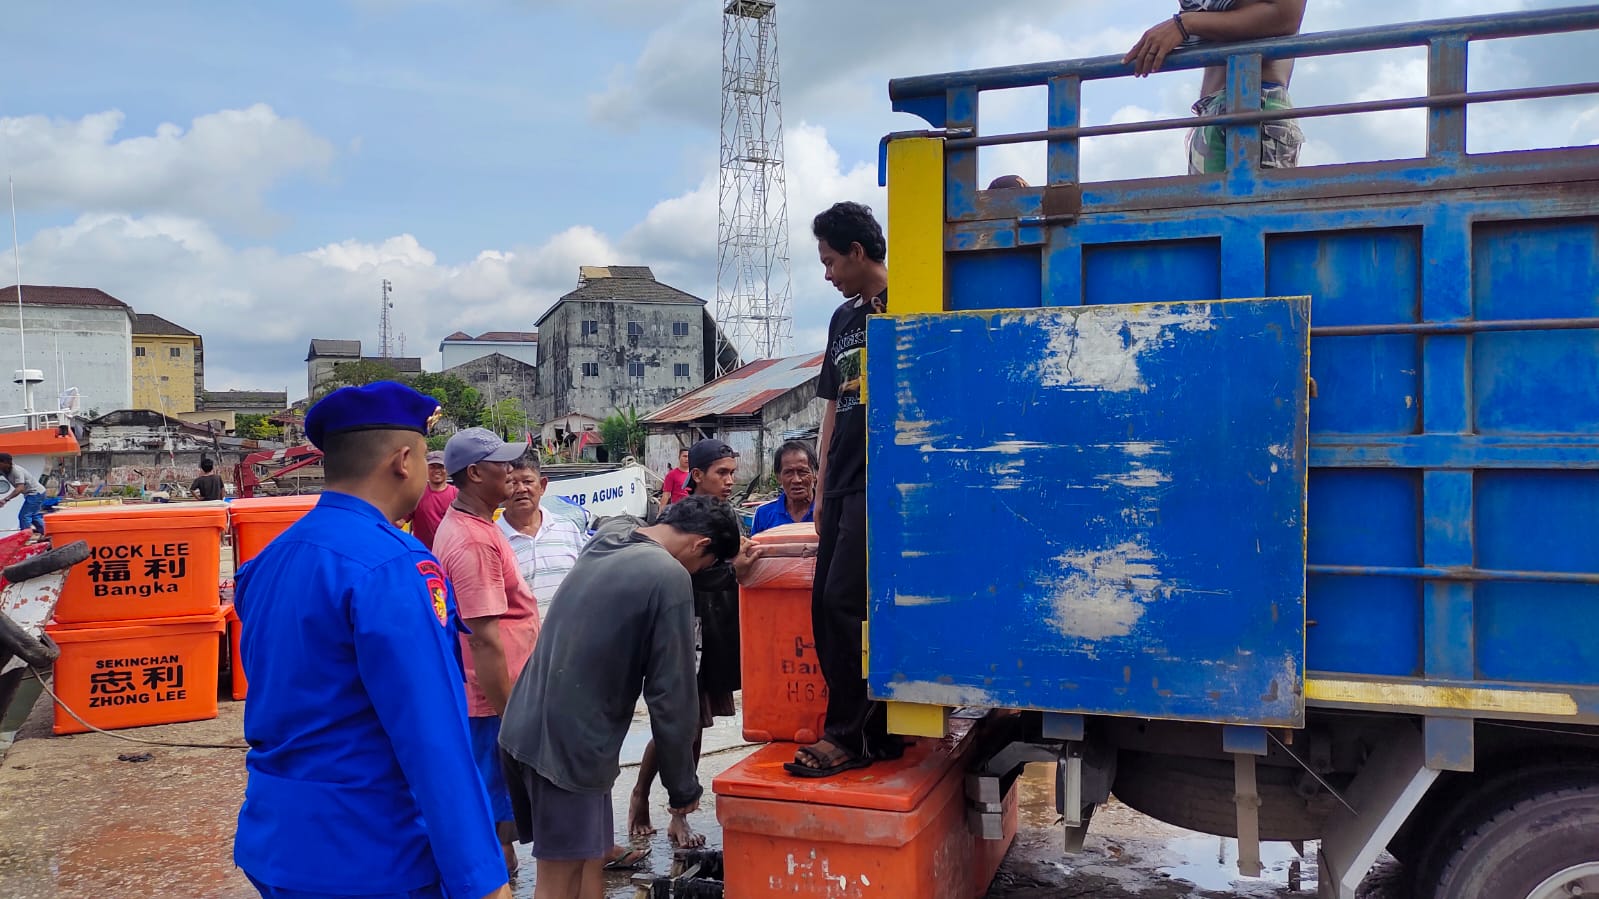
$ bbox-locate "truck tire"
[1432,784,1599,899]
[1407,758,1599,899]
[1111,750,1338,841]
[0,612,59,668]
[2,540,90,584]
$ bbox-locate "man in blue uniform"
[233,381,511,899]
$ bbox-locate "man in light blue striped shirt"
[498,457,590,624]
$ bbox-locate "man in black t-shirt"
[785,202,903,779]
[191,457,225,502]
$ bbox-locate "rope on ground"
[618,741,759,770]
[29,668,250,751]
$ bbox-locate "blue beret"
[304,381,442,450]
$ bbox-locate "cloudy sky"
[4,0,1595,402]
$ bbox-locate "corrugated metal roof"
[644,352,824,423]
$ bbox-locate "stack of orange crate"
[42,504,229,735]
[220,495,319,701]
[723,522,1019,898]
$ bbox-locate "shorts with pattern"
[1189,84,1304,175]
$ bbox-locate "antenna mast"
[716,0,792,375]
[379,279,395,358]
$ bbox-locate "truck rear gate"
[871,8,1599,898]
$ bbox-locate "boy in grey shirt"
[498,495,741,899]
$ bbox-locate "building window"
[628,321,644,337]
[674,363,690,378]
[134,346,147,357]
[170,347,182,358]
[581,362,599,377]
[582,320,600,337]
[672,321,690,337]
[628,361,645,380]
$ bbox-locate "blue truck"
[867,7,1599,898]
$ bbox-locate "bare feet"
[667,813,705,848]
[627,791,656,837]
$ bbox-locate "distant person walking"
[0,453,47,538]
[191,458,225,501]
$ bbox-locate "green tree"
[235,413,283,441]
[599,406,647,460]
[319,359,413,396]
[485,397,532,441]
[409,372,485,430]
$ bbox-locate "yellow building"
[132,313,203,414]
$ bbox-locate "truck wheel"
[2,540,90,584]
[0,613,59,668]
[1433,784,1599,899]
[1407,759,1599,899]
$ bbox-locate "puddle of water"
[1155,835,1314,892]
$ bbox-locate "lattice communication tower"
[716,0,792,374]
[379,278,395,358]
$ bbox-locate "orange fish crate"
[227,495,317,567]
[739,521,826,744]
[45,607,226,735]
[713,724,1018,898]
[45,503,228,624]
[223,601,246,701]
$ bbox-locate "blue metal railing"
[886,5,1599,186]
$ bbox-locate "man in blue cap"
[233,381,511,899]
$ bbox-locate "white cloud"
[13,118,876,401]
[1,105,334,231]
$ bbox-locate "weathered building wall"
[542,300,704,424]
[0,305,133,415]
[445,353,539,424]
[132,333,200,413]
[442,341,539,370]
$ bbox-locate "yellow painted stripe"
[886,137,945,315]
[1306,678,1579,716]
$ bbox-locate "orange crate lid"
[48,502,229,529]
[45,606,228,641]
[712,732,972,812]
[229,495,318,514]
[753,521,817,546]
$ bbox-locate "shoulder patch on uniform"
[416,559,448,626]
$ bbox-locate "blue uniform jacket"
[233,491,507,899]
[750,496,814,535]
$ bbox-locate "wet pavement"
[0,687,1415,899]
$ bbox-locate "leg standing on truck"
[786,202,904,778]
[1124,0,1308,174]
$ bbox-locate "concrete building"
[443,353,538,433]
[440,331,539,369]
[305,339,421,398]
[178,390,291,434]
[132,313,202,414]
[642,351,825,484]
[535,266,740,430]
[0,285,134,416]
[72,409,280,495]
